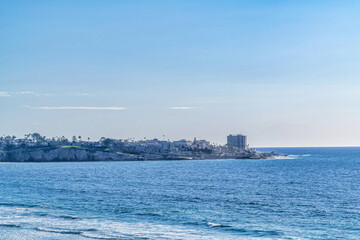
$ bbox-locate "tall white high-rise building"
[227,134,247,151]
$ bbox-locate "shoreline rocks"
[0,148,284,162]
[0,148,139,162]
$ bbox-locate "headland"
[0,133,283,162]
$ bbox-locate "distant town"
[0,133,280,162]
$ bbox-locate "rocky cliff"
[0,148,139,162]
[0,147,283,162]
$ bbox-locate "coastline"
[0,148,284,163]
[0,134,284,163]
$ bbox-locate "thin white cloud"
[170,107,196,110]
[18,91,36,95]
[0,92,11,97]
[33,106,127,110]
[74,93,90,96]
[33,122,50,125]
[3,91,53,97]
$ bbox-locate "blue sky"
[1,0,360,147]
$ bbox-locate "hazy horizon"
[1,1,360,147]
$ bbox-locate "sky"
[1,0,360,147]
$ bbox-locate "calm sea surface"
[0,147,359,239]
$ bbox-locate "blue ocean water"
[0,147,359,240]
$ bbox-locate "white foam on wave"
[81,232,117,239]
[0,205,236,240]
[269,153,312,160]
[207,222,221,228]
[0,204,297,240]
[270,155,298,160]
[92,220,219,239]
[35,227,81,235]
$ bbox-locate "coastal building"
[173,139,192,148]
[227,134,247,151]
[192,139,210,149]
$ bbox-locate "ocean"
[0,147,359,239]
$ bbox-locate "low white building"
[173,139,192,148]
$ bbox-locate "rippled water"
[0,147,359,239]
